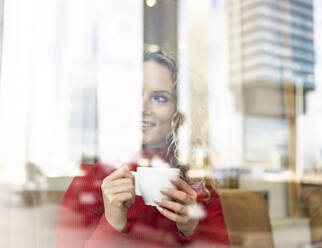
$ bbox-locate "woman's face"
[142,61,176,148]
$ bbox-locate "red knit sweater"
[56,163,230,247]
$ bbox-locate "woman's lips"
[141,121,156,128]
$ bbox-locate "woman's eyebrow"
[152,90,173,97]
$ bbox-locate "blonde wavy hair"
[143,49,219,202]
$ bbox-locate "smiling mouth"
[141,121,156,128]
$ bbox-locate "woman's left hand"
[155,178,199,238]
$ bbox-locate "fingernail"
[154,198,162,204]
[170,177,178,181]
[160,187,167,192]
[156,206,163,212]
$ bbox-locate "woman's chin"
[141,142,168,150]
[141,142,156,149]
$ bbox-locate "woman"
[57,50,230,247]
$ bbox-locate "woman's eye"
[152,95,168,103]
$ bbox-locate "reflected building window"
[227,0,315,169]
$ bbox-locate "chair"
[218,189,274,248]
[303,188,322,245]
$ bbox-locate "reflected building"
[227,0,315,169]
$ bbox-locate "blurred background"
[0,0,322,247]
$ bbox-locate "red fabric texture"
[56,163,230,248]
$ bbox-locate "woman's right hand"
[101,165,135,232]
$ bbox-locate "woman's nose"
[142,95,151,115]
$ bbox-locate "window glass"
[0,0,321,247]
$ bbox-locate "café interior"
[0,0,322,247]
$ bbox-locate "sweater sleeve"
[176,190,230,247]
[57,163,156,248]
[84,214,139,248]
[84,198,178,247]
[199,190,231,246]
[56,164,105,248]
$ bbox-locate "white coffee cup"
[131,167,180,206]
